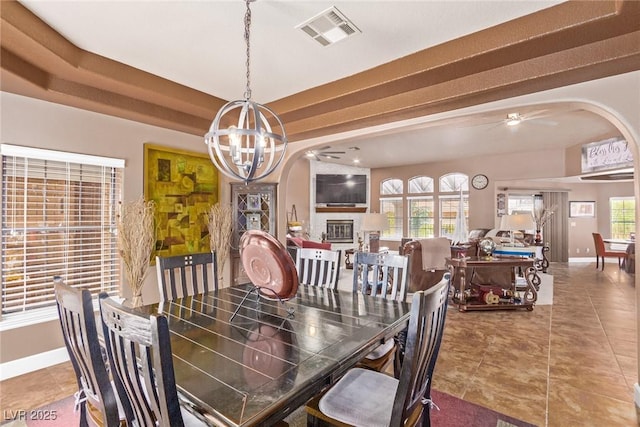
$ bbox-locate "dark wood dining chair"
[99,294,208,427]
[156,252,218,301]
[306,273,451,427]
[54,281,131,427]
[352,251,410,374]
[592,232,628,271]
[295,248,342,289]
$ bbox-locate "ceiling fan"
[306,146,347,161]
[502,110,558,127]
[453,108,562,130]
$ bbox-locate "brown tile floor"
[0,262,637,426]
[434,261,638,427]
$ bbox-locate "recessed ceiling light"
[506,113,522,126]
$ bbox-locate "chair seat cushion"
[181,406,208,426]
[319,368,398,427]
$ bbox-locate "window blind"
[1,144,124,317]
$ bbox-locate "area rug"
[534,272,553,305]
[2,389,535,427]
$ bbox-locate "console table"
[493,244,549,274]
[446,256,538,312]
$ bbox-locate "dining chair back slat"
[156,252,218,301]
[296,248,342,289]
[99,294,195,427]
[306,273,451,427]
[352,251,410,302]
[352,251,411,375]
[55,281,131,427]
[392,272,450,426]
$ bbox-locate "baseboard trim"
[568,257,622,263]
[568,257,593,263]
[0,347,69,381]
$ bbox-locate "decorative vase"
[535,229,542,245]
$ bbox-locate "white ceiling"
[19,0,622,172]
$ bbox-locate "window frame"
[610,197,635,240]
[407,196,435,239]
[0,144,124,330]
[438,194,469,239]
[380,197,403,239]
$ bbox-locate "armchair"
[403,239,451,293]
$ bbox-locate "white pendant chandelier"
[205,0,287,184]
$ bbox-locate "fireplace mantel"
[315,206,367,213]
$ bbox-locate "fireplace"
[326,220,354,243]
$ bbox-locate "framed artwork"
[246,213,261,230]
[144,143,218,259]
[569,201,595,218]
[247,194,261,211]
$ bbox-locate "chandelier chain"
[244,0,252,100]
[205,0,287,184]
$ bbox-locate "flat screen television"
[315,174,367,205]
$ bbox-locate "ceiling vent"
[297,7,361,46]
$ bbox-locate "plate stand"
[230,286,295,321]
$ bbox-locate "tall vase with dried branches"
[532,204,556,245]
[117,197,156,307]
[208,203,233,280]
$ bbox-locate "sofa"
[286,236,332,260]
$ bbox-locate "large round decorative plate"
[239,230,298,300]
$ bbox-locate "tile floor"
[0,262,638,426]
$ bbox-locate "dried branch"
[117,197,156,298]
[532,204,556,230]
[208,203,233,278]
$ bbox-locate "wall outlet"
[576,248,580,254]
[586,248,590,253]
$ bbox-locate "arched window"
[381,178,403,195]
[408,176,434,238]
[439,172,468,192]
[408,176,433,193]
[379,178,403,238]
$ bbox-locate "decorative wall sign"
[581,137,633,173]
[144,143,218,259]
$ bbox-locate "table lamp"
[500,213,534,246]
[361,213,387,253]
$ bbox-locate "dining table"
[131,283,411,427]
[602,237,635,246]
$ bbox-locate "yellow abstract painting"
[144,143,218,259]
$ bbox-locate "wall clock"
[471,174,489,190]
